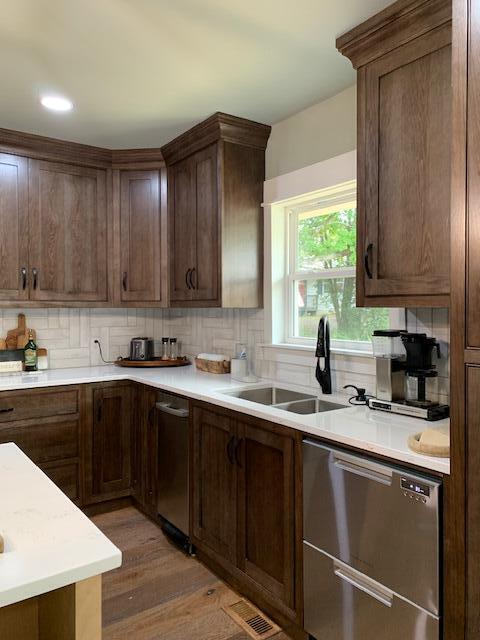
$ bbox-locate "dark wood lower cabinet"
[191,402,302,630]
[191,406,237,564]
[84,382,132,504]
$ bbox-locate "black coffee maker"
[401,333,441,408]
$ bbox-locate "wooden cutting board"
[6,314,26,349]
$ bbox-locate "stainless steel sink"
[222,386,345,415]
[224,386,316,405]
[275,398,345,414]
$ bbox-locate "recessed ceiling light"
[40,95,73,112]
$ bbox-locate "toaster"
[129,337,154,361]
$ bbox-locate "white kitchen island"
[0,443,121,640]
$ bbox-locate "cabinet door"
[28,159,108,302]
[119,170,162,302]
[169,157,195,302]
[361,25,451,303]
[191,406,237,563]
[86,384,132,502]
[237,420,295,612]
[190,144,219,302]
[0,154,29,301]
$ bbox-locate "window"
[286,183,390,351]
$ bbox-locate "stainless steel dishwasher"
[303,438,441,640]
[155,393,190,549]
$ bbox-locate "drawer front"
[302,439,440,615]
[41,461,80,502]
[0,388,79,423]
[0,417,79,463]
[304,543,439,640]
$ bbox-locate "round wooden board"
[115,357,191,368]
[407,432,450,458]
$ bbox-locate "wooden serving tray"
[115,357,191,368]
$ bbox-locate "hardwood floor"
[92,507,292,640]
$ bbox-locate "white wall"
[265,84,357,180]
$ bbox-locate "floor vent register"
[223,600,281,638]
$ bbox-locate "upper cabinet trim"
[161,112,271,166]
[336,0,452,69]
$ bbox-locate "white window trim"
[263,151,405,357]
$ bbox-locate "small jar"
[161,337,169,360]
[169,338,178,360]
[37,348,48,370]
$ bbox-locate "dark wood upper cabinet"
[0,154,29,301]
[119,169,163,303]
[337,0,452,307]
[28,159,108,302]
[162,113,271,308]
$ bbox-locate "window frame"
[284,185,384,352]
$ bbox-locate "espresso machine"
[368,330,449,421]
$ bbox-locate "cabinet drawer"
[0,387,79,423]
[40,460,79,502]
[0,417,79,463]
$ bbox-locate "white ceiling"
[0,0,392,149]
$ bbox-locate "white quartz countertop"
[0,365,450,474]
[0,443,121,608]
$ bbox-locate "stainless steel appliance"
[155,393,190,546]
[369,331,449,420]
[129,337,154,361]
[372,330,406,401]
[303,439,441,640]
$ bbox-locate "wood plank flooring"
[92,507,292,640]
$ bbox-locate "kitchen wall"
[265,84,356,179]
[0,306,450,403]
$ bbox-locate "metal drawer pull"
[0,407,14,414]
[333,453,392,486]
[155,402,189,418]
[333,560,393,608]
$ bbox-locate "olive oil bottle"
[24,330,37,372]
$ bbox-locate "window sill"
[259,343,374,359]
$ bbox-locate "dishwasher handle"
[332,452,392,486]
[333,560,394,608]
[155,402,189,418]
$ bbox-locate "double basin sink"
[222,386,345,415]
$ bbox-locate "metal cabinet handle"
[364,243,373,279]
[190,267,196,290]
[0,407,14,414]
[185,268,191,290]
[234,437,243,467]
[226,435,235,464]
[155,402,189,418]
[20,267,27,290]
[32,268,38,290]
[333,560,393,608]
[122,271,128,292]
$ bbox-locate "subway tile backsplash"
[0,307,450,403]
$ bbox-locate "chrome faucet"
[315,315,332,394]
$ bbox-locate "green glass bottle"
[24,330,37,372]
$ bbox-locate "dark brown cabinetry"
[84,382,132,504]
[28,160,108,302]
[0,386,82,502]
[191,403,300,625]
[192,405,237,562]
[118,169,163,304]
[0,154,29,302]
[162,113,271,308]
[337,0,452,307]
